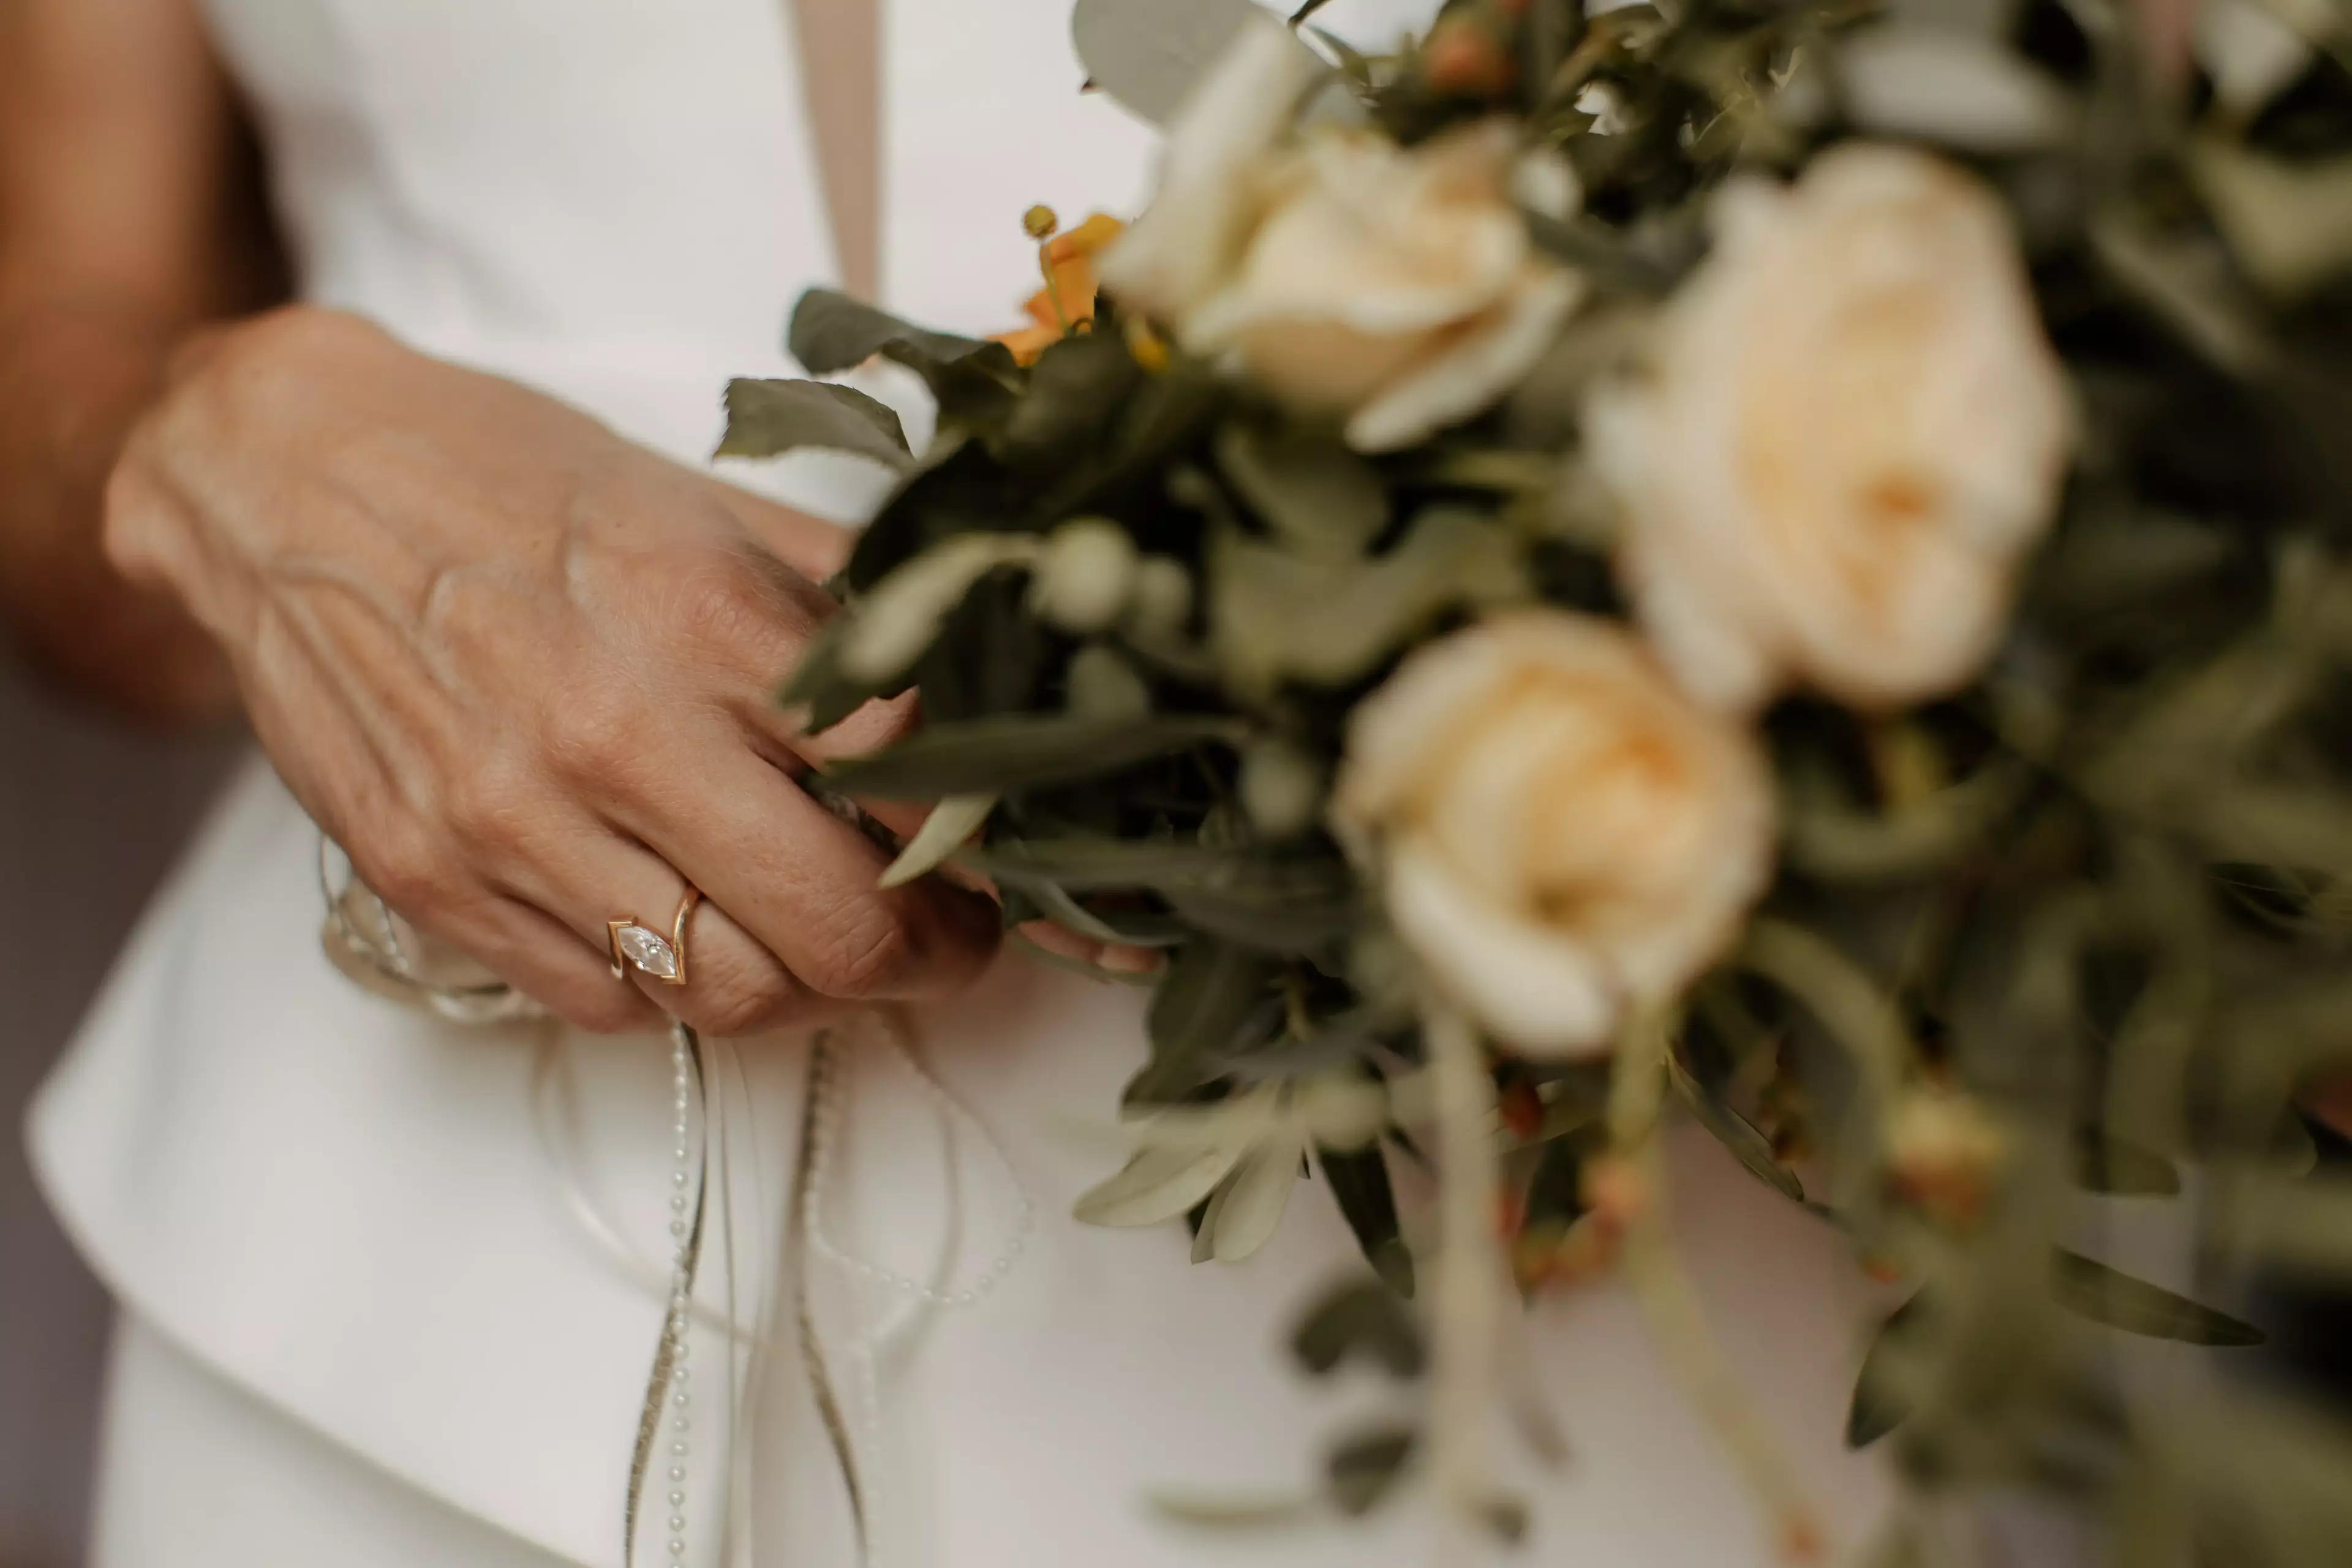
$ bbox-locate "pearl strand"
[662,1027,696,1568]
[801,1025,1034,1310]
[796,1022,1035,1567]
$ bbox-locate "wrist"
[0,300,238,723]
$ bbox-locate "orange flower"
[992,211,1126,365]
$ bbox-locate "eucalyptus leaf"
[822,714,1246,799]
[876,794,996,890]
[1019,880,1189,948]
[2089,212,2272,377]
[716,378,913,469]
[1291,1278,1426,1377]
[971,834,1353,899]
[1668,1052,1804,1202]
[1071,0,1317,126]
[1212,507,1526,691]
[1213,423,1388,562]
[789,288,993,377]
[1133,938,1281,1105]
[1847,1293,1929,1450]
[999,330,1144,468]
[1782,758,2029,883]
[837,535,1038,685]
[1192,1139,1302,1262]
[1326,1426,1416,1517]
[1075,1140,1249,1228]
[2193,140,2352,302]
[1163,883,1362,957]
[1317,1144,1415,1297]
[2051,1250,2266,1346]
[1838,26,2073,153]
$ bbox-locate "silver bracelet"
[317,835,548,1024]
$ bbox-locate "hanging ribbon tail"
[626,1024,711,1568]
[791,1033,870,1559]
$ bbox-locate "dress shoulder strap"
[786,0,881,301]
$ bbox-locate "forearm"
[0,0,288,724]
[0,298,238,722]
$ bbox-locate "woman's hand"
[105,305,1008,1036]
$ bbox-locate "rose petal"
[1387,835,1621,1057]
[1096,16,1324,321]
[1347,264,1583,452]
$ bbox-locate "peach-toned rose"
[1595,143,2073,714]
[1332,612,1775,1057]
[1098,18,1580,452]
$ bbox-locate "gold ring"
[609,886,703,987]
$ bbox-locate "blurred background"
[0,655,233,1568]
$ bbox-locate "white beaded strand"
[662,1027,696,1568]
[799,1022,1035,1310]
[796,1019,1036,1567]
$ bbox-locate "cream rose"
[1595,143,2074,713]
[1098,18,1581,453]
[1332,612,1774,1057]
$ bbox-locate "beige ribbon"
[787,0,882,303]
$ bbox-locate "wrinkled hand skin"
[105,304,1026,1036]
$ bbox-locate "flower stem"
[1611,1009,1828,1565]
[1425,1001,1505,1551]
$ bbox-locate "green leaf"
[1163,883,1360,957]
[1781,759,2029,884]
[1018,880,1189,948]
[820,714,1246,799]
[1071,0,1317,126]
[1326,1425,1416,1517]
[2071,1130,2182,1197]
[1668,1052,1804,1203]
[970,834,1349,899]
[2089,211,2272,377]
[1317,1144,1415,1297]
[835,535,1039,687]
[1846,1292,1928,1450]
[2051,1250,2266,1346]
[2193,140,2352,302]
[998,331,1144,469]
[1192,1140,1301,1262]
[1837,26,2072,153]
[876,794,995,890]
[788,288,992,376]
[715,378,911,469]
[1074,1140,1248,1227]
[1210,506,1526,692]
[1291,1280,1425,1378]
[1133,938,1280,1105]
[1521,208,1677,298]
[1213,423,1387,562]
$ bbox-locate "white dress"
[26,2,1890,1564]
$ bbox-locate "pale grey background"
[0,656,235,1568]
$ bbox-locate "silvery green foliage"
[724,0,2352,1550]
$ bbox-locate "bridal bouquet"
[726,0,2352,1556]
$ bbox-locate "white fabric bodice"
[29,4,1889,1565]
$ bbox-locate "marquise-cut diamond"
[614,923,679,979]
